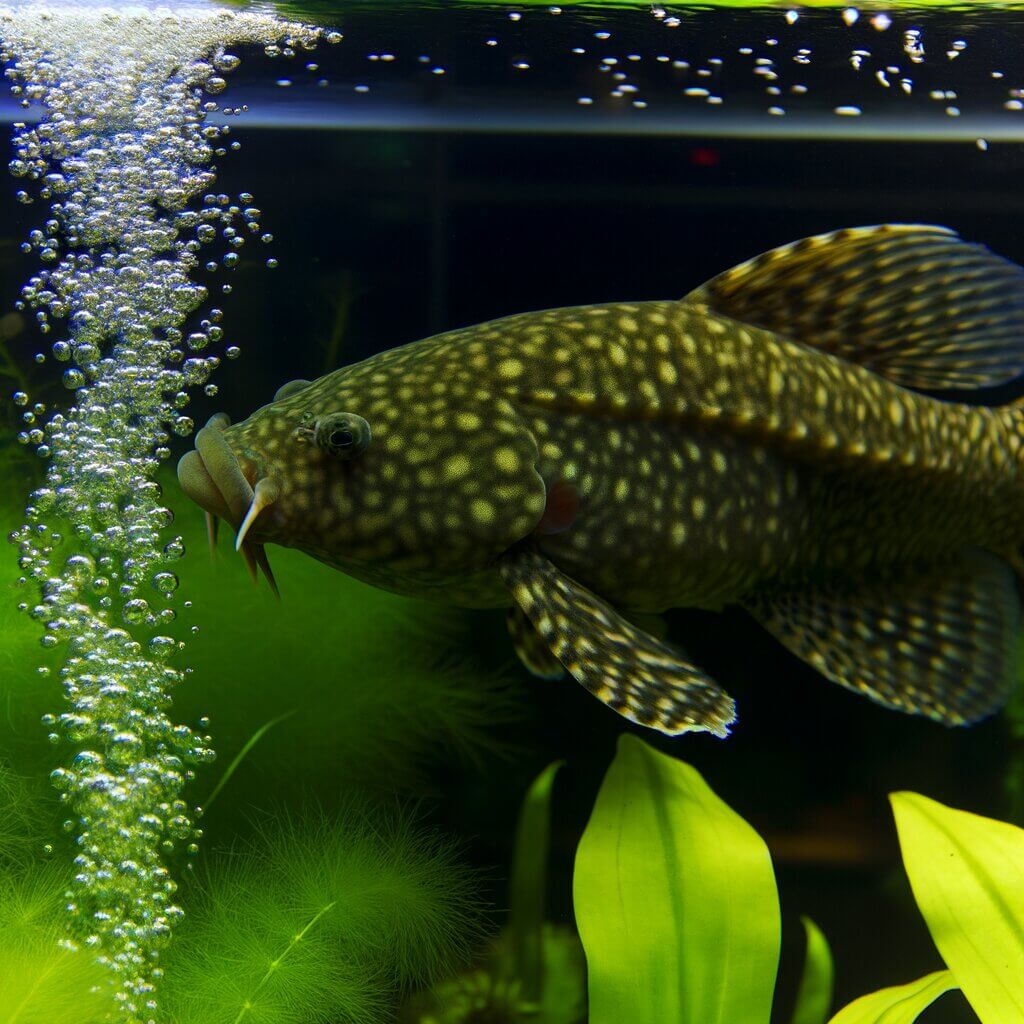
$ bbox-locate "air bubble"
[122,599,150,625]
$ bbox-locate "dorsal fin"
[685,224,1024,391]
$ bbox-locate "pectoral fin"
[499,545,736,737]
[744,550,1020,724]
[508,604,565,680]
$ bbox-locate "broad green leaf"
[891,792,1024,1023]
[507,760,564,1004]
[827,971,956,1024]
[574,734,780,1024]
[790,916,834,1024]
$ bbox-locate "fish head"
[176,357,548,595]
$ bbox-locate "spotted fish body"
[178,225,1024,737]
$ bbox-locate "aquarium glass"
[0,1,1022,1023]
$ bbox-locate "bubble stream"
[0,5,330,1020]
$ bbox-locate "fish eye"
[313,412,371,460]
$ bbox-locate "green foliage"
[171,495,519,809]
[403,762,584,1024]
[506,760,562,1006]
[0,765,44,869]
[160,806,480,1024]
[573,735,780,1024]
[0,865,110,1024]
[828,972,956,1024]
[890,792,1024,1022]
[0,772,109,1024]
[570,737,1024,1024]
[790,917,834,1024]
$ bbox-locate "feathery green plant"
[160,805,481,1024]
[0,769,109,1024]
[0,765,44,869]
[169,494,520,806]
[573,734,1024,1024]
[403,761,585,1024]
[0,865,111,1024]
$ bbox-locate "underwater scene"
[3,0,1024,1022]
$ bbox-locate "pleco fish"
[178,225,1024,737]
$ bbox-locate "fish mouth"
[176,412,281,598]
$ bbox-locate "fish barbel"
[178,225,1024,737]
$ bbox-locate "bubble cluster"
[0,4,327,1021]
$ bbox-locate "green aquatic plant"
[573,734,1024,1024]
[403,760,585,1024]
[0,764,43,869]
[160,805,480,1024]
[835,792,1024,1022]
[574,735,781,1024]
[792,917,835,1024]
[171,495,520,807]
[0,863,111,1024]
[0,774,109,1024]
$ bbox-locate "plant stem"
[232,900,337,1024]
